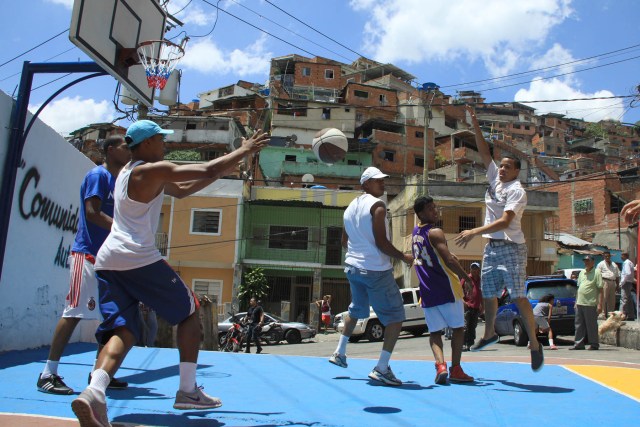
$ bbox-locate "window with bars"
[268,226,309,250]
[193,279,222,303]
[458,216,477,233]
[438,207,482,234]
[574,198,593,214]
[190,209,222,235]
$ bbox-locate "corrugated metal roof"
[544,232,591,247]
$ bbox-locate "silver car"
[217,312,316,345]
[333,287,427,342]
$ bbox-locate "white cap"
[360,167,389,184]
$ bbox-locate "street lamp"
[419,82,438,194]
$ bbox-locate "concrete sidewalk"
[0,343,638,426]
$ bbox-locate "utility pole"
[420,83,438,195]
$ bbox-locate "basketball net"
[137,38,187,90]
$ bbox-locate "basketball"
[312,128,348,164]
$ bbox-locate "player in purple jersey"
[412,196,474,384]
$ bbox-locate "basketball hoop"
[136,39,187,90]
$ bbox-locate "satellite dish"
[290,134,298,142]
[230,137,243,150]
[302,173,314,183]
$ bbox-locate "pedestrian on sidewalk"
[571,255,603,351]
[597,251,620,318]
[328,167,414,387]
[462,262,483,351]
[412,196,475,384]
[619,252,635,320]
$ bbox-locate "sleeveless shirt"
[95,160,164,271]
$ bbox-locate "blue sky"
[2,0,639,135]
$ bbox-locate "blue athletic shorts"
[95,260,199,344]
[345,265,405,326]
[481,241,527,299]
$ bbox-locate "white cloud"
[354,0,573,76]
[514,78,624,122]
[180,35,272,77]
[29,96,116,135]
[44,0,74,9]
[168,0,217,27]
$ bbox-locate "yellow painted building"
[157,179,244,316]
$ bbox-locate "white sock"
[41,360,59,378]
[179,362,197,393]
[88,369,110,394]
[549,339,555,346]
[335,335,349,356]
[375,350,392,372]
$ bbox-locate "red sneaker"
[434,362,448,385]
[449,365,474,383]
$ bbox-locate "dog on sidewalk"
[598,311,626,336]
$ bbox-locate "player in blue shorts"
[329,167,414,387]
[71,120,269,427]
[412,196,474,384]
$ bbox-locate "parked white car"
[333,287,427,342]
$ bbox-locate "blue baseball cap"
[125,120,174,147]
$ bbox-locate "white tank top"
[343,193,392,271]
[95,160,164,271]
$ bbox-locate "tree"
[238,268,269,310]
[164,150,201,161]
[584,123,606,139]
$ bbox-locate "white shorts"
[62,252,101,320]
[422,300,464,332]
[535,316,550,330]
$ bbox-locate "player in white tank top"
[72,120,270,426]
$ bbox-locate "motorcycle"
[220,314,248,352]
[260,321,284,345]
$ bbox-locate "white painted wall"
[0,91,96,351]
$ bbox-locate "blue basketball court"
[0,343,638,426]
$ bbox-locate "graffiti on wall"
[17,164,79,269]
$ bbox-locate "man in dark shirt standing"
[244,298,264,354]
[462,262,483,351]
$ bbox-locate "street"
[260,322,640,366]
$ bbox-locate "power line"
[478,55,640,93]
[0,29,68,69]
[226,0,354,63]
[264,0,365,60]
[198,0,318,57]
[440,43,640,89]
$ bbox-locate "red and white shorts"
[63,252,101,320]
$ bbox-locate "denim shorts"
[345,265,405,326]
[481,241,527,299]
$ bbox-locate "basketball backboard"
[69,0,168,107]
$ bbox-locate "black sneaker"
[531,343,544,372]
[469,335,499,352]
[88,373,129,389]
[37,374,73,395]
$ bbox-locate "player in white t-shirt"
[454,106,544,372]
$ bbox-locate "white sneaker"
[368,366,402,386]
[71,387,111,427]
[173,385,223,410]
[329,352,348,368]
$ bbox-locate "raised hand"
[242,129,270,153]
[621,199,640,223]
